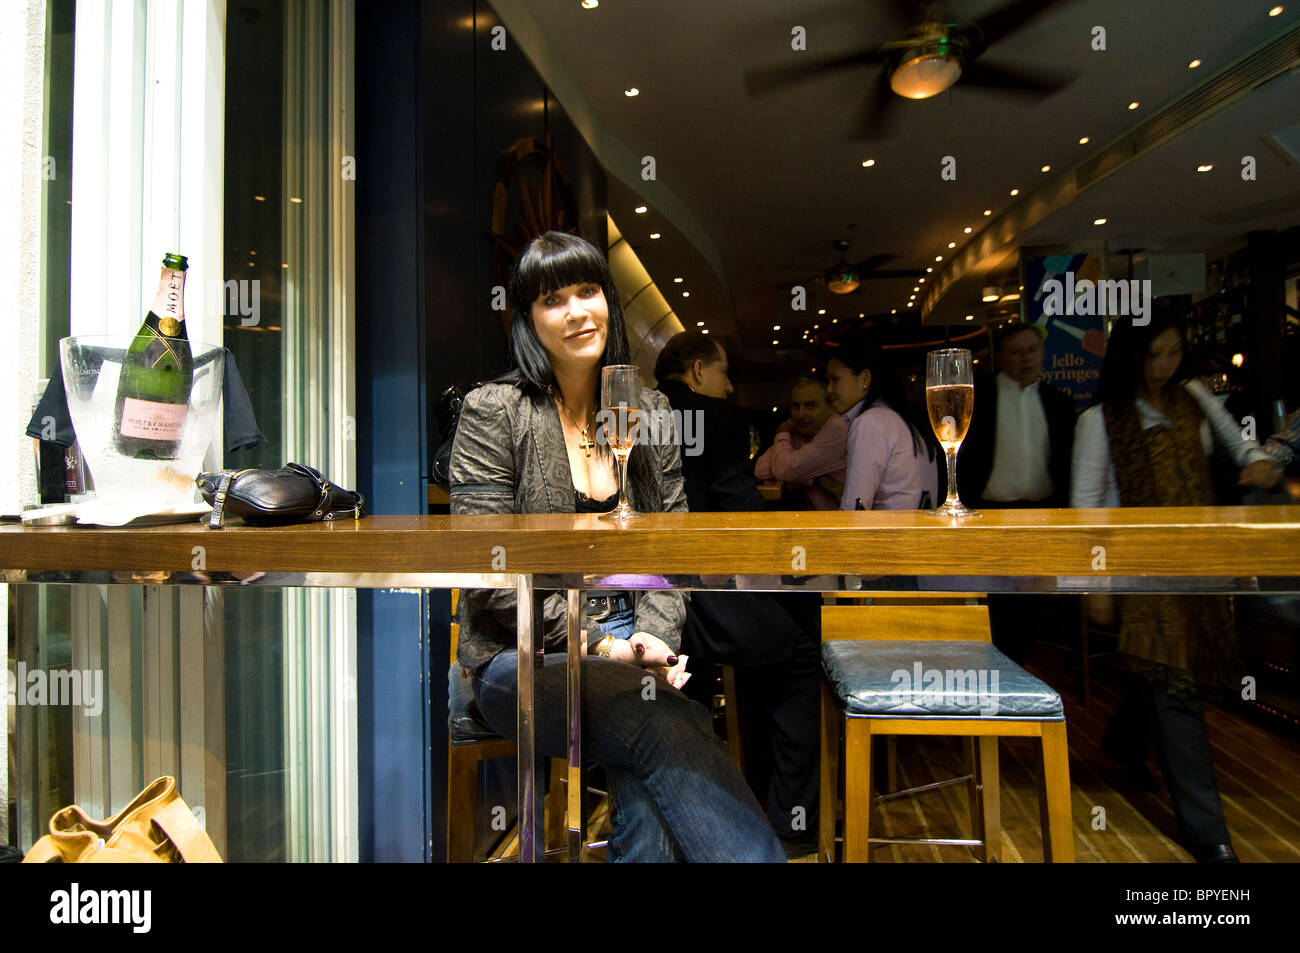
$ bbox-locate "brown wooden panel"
[821,605,991,643]
[2,506,1299,577]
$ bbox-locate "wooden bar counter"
[2,505,1299,580]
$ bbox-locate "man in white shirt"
[961,323,1077,508]
[959,324,1078,664]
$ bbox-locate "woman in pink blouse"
[825,335,939,510]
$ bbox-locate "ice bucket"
[58,336,225,506]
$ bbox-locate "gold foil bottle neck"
[159,316,180,336]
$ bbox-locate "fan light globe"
[890,51,962,99]
[827,271,860,295]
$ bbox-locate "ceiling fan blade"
[850,253,896,273]
[848,67,899,140]
[974,0,1078,49]
[960,59,1073,97]
[862,268,926,279]
[744,47,889,97]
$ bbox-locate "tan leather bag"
[22,776,223,863]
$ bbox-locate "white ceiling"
[493,0,1300,356]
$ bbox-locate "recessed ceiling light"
[673,277,683,283]
[926,267,933,273]
[634,205,647,213]
[858,313,864,318]
[983,209,992,216]
[965,315,974,321]
[1078,136,1090,144]
[624,87,639,97]
[818,309,826,315]
[289,196,303,203]
[1128,101,1140,110]
[1269,6,1283,16]
[696,321,704,327]
[891,309,897,314]
[1093,217,1108,225]
[1040,164,1051,173]
[1009,188,1020,196]
[963,226,972,233]
[912,286,919,292]
[1196,163,1213,172]
[682,291,690,297]
[649,232,661,239]
[581,0,598,8]
[701,329,709,334]
[832,318,838,323]
[254,195,266,202]
[772,340,779,345]
[813,324,820,329]
[935,255,943,261]
[947,241,957,248]
[919,277,926,283]
[1188,58,1201,69]
[861,158,876,167]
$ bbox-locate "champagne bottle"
[112,253,194,459]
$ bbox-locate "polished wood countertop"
[1,506,1298,577]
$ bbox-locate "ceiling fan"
[744,0,1077,139]
[803,241,925,295]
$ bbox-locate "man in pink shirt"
[755,376,849,510]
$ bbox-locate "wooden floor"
[803,646,1300,863]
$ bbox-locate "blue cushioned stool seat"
[448,660,503,744]
[822,640,1063,720]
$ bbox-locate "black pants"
[681,592,821,838]
[1107,672,1231,845]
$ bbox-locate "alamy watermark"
[1040,271,1150,326]
[594,407,704,457]
[889,661,1001,717]
[5,663,103,717]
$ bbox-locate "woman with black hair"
[450,231,784,862]
[1071,312,1279,863]
[824,334,939,510]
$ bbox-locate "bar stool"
[817,598,1074,863]
[446,591,567,862]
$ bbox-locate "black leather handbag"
[195,463,366,528]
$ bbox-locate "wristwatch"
[593,634,615,658]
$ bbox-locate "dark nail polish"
[667,655,679,666]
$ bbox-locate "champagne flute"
[925,348,979,519]
[599,364,643,521]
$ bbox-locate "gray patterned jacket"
[450,380,689,671]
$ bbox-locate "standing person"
[755,375,849,510]
[655,331,822,853]
[451,232,784,862]
[824,333,939,511]
[959,322,1078,663]
[961,323,1077,508]
[1071,313,1279,863]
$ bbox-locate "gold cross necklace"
[554,390,596,458]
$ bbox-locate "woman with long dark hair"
[1071,312,1278,862]
[824,333,939,510]
[450,231,784,862]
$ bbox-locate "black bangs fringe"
[509,232,609,305]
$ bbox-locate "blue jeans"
[472,608,784,863]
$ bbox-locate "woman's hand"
[1239,460,1282,488]
[600,632,691,690]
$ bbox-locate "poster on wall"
[1021,250,1106,412]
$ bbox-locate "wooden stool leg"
[818,678,840,863]
[965,737,982,844]
[545,758,567,853]
[1038,721,1074,862]
[976,736,1001,863]
[723,665,745,774]
[447,745,479,863]
[843,719,873,863]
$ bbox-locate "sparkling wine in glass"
[925,348,979,519]
[599,365,643,521]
